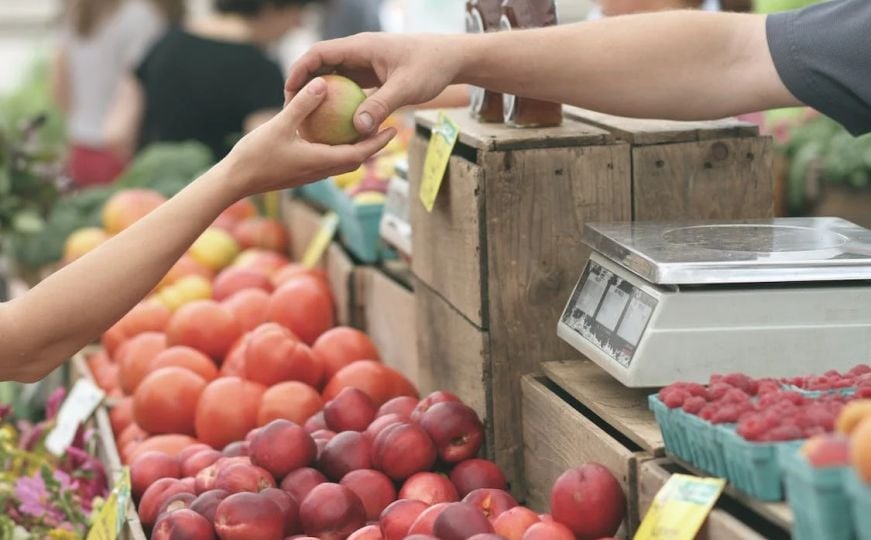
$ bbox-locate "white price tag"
[46,378,105,456]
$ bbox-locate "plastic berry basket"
[330,184,396,264]
[719,427,801,501]
[295,178,336,210]
[847,470,871,540]
[781,447,853,540]
[649,395,692,461]
[779,383,856,399]
[683,414,728,477]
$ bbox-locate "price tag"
[419,112,459,212]
[45,378,105,456]
[301,211,339,269]
[87,468,131,540]
[634,474,726,540]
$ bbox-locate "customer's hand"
[285,33,462,136]
[226,77,396,198]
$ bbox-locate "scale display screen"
[561,260,657,367]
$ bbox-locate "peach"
[214,462,276,493]
[258,381,324,427]
[419,402,484,463]
[223,441,250,457]
[152,508,215,540]
[118,332,167,394]
[223,289,271,332]
[250,419,317,478]
[364,414,406,444]
[299,483,367,540]
[271,264,329,290]
[120,300,172,337]
[348,524,384,540]
[190,489,230,522]
[213,266,272,301]
[195,465,221,495]
[233,249,290,276]
[377,396,418,419]
[850,417,871,482]
[131,451,180,500]
[167,300,241,361]
[319,431,373,481]
[280,467,327,504]
[550,464,626,540]
[339,469,397,521]
[158,254,214,290]
[450,459,507,497]
[405,536,439,540]
[133,366,206,435]
[245,324,323,387]
[102,189,166,234]
[128,434,199,462]
[139,477,195,527]
[801,434,850,467]
[837,400,871,435]
[110,397,135,435]
[267,277,334,345]
[157,491,197,517]
[379,499,428,540]
[407,502,451,536]
[261,487,301,536]
[190,228,240,272]
[372,423,436,481]
[411,391,461,422]
[312,327,381,381]
[149,346,218,382]
[299,75,366,145]
[522,521,574,540]
[468,535,505,540]
[304,411,328,434]
[399,472,459,506]
[182,449,224,478]
[178,443,214,464]
[196,377,266,449]
[433,502,494,540]
[324,387,377,433]
[63,227,110,264]
[232,217,289,252]
[463,489,518,523]
[312,429,337,442]
[215,492,285,540]
[323,360,418,407]
[102,320,127,359]
[493,506,540,540]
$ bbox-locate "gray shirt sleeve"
[766,0,871,136]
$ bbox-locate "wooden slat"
[359,267,419,384]
[521,375,634,529]
[414,280,489,425]
[325,242,356,327]
[632,137,774,220]
[542,359,664,454]
[564,106,759,145]
[282,196,322,263]
[409,135,488,328]
[483,143,633,490]
[415,108,611,152]
[638,460,769,540]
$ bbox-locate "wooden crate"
[409,108,773,490]
[281,194,362,326]
[355,266,419,384]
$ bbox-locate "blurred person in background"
[320,0,383,40]
[105,0,320,162]
[51,0,183,188]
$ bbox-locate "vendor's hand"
[226,77,396,198]
[285,33,461,136]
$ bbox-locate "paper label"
[301,211,339,268]
[419,113,459,212]
[45,378,105,456]
[87,468,131,540]
[634,474,726,540]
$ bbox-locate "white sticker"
[45,378,105,456]
[577,271,608,316]
[596,285,630,331]
[617,296,654,346]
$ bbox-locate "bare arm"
[0,78,396,383]
[286,11,799,135]
[103,74,145,161]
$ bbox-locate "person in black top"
[106,0,319,161]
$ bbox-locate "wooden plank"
[638,460,769,540]
[282,196,322,263]
[415,279,489,424]
[632,137,774,220]
[543,359,664,454]
[484,143,633,491]
[359,267,419,384]
[564,106,759,145]
[415,108,611,152]
[409,135,488,328]
[521,375,634,527]
[324,242,356,327]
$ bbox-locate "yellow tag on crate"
[634,474,726,540]
[419,112,460,213]
[87,468,131,540]
[301,211,339,269]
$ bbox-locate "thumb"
[354,79,409,135]
[281,77,328,127]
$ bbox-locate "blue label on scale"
[561,261,657,367]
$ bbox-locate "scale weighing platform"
[557,217,871,387]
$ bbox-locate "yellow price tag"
[634,474,726,540]
[301,212,339,268]
[87,468,131,540]
[419,112,460,212]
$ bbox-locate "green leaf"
[12,211,45,234]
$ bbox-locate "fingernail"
[308,78,326,95]
[358,112,374,132]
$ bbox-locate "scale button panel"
[561,260,658,367]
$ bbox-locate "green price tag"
[419,112,459,212]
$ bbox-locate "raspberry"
[858,387,871,399]
[708,383,732,401]
[661,388,691,409]
[756,379,781,396]
[724,373,757,395]
[709,374,724,386]
[778,392,807,406]
[737,415,768,441]
[849,364,871,377]
[803,426,826,438]
[699,405,718,421]
[761,424,804,442]
[712,405,742,424]
[683,383,709,399]
[720,388,751,404]
[682,396,707,415]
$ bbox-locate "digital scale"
[557,218,871,387]
[379,159,412,259]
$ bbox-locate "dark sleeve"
[243,60,285,114]
[766,0,871,136]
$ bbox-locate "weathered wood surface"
[543,359,664,454]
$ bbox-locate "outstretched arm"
[0,78,395,383]
[286,11,799,135]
